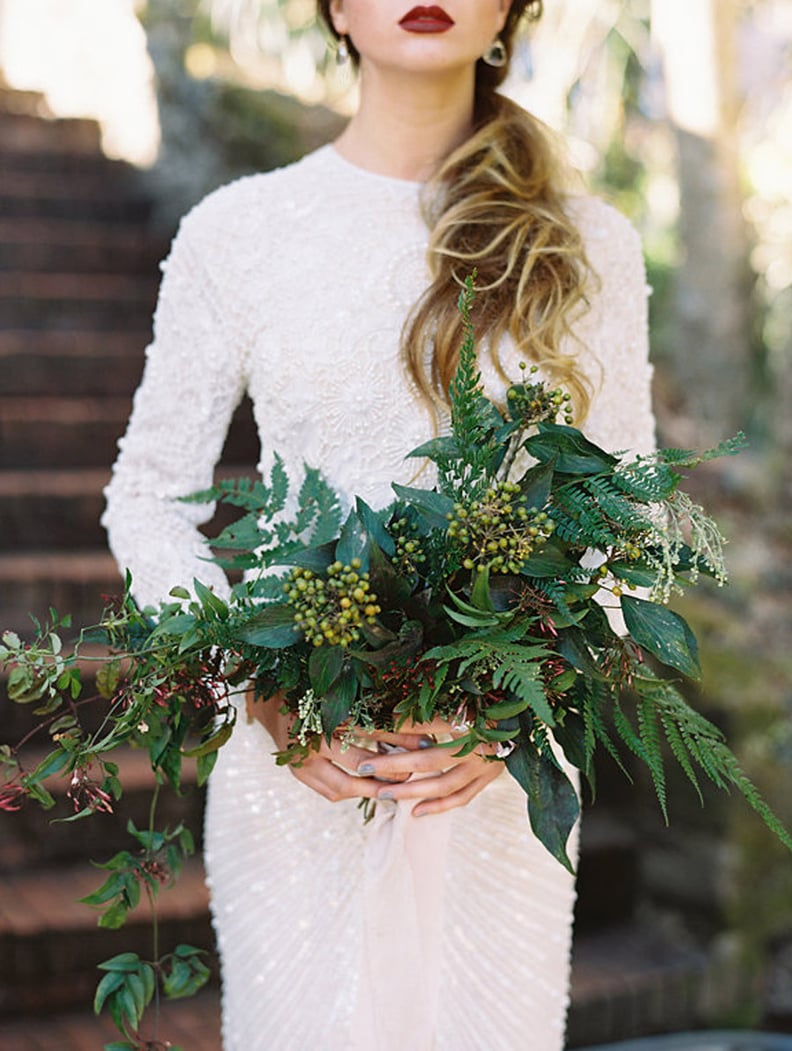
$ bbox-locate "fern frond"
[637,692,667,820]
[581,680,631,779]
[612,698,651,767]
[660,712,703,803]
[550,487,620,548]
[613,458,678,502]
[583,476,654,535]
[659,434,747,470]
[293,465,343,545]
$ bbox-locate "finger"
[412,765,505,817]
[372,731,435,751]
[376,760,485,802]
[291,758,382,803]
[319,741,382,769]
[357,742,469,779]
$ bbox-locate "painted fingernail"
[379,790,394,801]
[418,737,434,749]
[358,763,375,775]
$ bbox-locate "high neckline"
[319,143,426,190]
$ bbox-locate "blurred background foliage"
[1,0,791,1025]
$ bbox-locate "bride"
[103,1,655,1047]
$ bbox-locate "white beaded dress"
[103,143,655,1051]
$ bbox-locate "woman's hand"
[248,697,505,815]
[246,692,430,804]
[354,720,506,817]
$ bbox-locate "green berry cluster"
[389,517,427,574]
[447,481,556,574]
[506,364,573,426]
[284,559,381,648]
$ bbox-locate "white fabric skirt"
[204,712,578,1051]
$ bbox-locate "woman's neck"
[334,65,476,183]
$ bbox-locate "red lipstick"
[399,5,455,33]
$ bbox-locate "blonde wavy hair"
[318,0,594,421]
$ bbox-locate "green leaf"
[309,645,344,698]
[391,483,454,529]
[484,697,532,720]
[182,721,234,758]
[552,712,588,772]
[196,750,219,787]
[174,944,205,958]
[524,423,618,475]
[7,666,46,703]
[470,565,494,612]
[506,745,579,873]
[25,747,71,786]
[98,901,130,930]
[278,541,335,574]
[193,579,229,619]
[356,497,396,557]
[94,971,125,1015]
[519,544,574,578]
[407,434,461,460]
[236,604,301,649]
[367,542,413,608]
[97,953,142,973]
[335,509,371,571]
[96,660,122,700]
[321,665,358,737]
[163,959,191,997]
[519,458,555,510]
[621,596,701,680]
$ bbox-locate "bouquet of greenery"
[1,279,789,1048]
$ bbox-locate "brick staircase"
[0,85,243,1049]
[0,86,746,1050]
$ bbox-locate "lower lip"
[399,18,454,33]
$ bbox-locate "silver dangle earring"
[483,36,507,68]
[336,35,350,65]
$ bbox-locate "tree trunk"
[653,0,755,441]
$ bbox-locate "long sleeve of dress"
[102,205,250,609]
[570,196,656,458]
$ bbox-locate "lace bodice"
[103,144,654,610]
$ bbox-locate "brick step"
[0,191,150,228]
[0,459,254,550]
[0,916,748,1043]
[0,87,49,117]
[0,468,110,550]
[0,112,102,155]
[574,813,639,932]
[0,179,152,224]
[0,990,222,1051]
[0,857,212,1018]
[0,217,167,274]
[0,395,258,469]
[0,148,136,179]
[0,272,158,327]
[567,923,752,1047]
[0,745,204,872]
[0,550,123,635]
[0,330,149,396]
[0,397,131,468]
